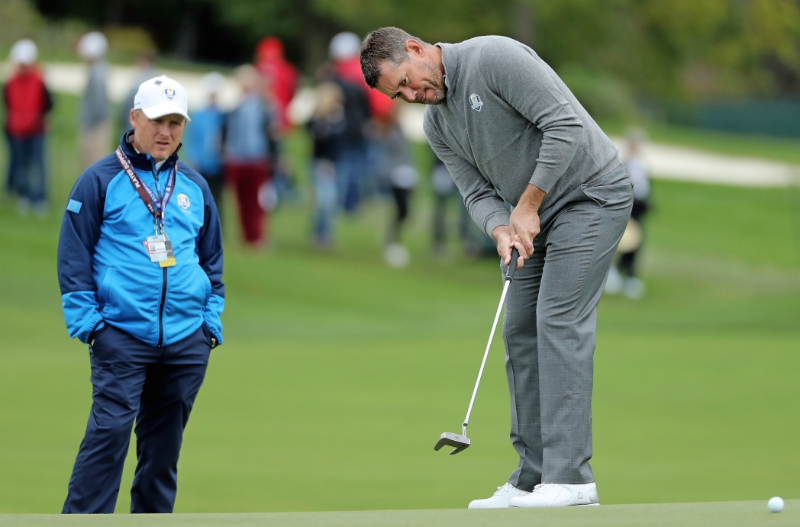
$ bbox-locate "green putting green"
[1,500,798,526]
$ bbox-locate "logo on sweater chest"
[177,193,191,209]
[469,93,483,111]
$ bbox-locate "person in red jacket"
[330,32,395,120]
[4,39,53,216]
[255,37,298,134]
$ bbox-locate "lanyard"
[115,146,177,234]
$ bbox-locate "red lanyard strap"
[115,146,177,223]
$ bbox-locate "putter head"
[434,432,470,455]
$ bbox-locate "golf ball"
[384,243,410,269]
[768,496,784,513]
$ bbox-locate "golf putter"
[435,248,520,455]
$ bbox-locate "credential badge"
[177,193,190,209]
[469,93,483,111]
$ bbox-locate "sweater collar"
[118,131,182,173]
[437,43,457,96]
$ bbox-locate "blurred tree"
[29,0,800,105]
[195,0,339,69]
[34,0,248,63]
[312,0,524,47]
[322,0,800,99]
[0,0,45,47]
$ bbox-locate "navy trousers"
[63,324,212,514]
[5,132,46,204]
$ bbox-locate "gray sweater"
[79,61,110,130]
[424,36,621,237]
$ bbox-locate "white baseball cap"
[76,31,108,60]
[201,71,225,94]
[10,39,38,65]
[134,75,191,121]
[329,32,361,61]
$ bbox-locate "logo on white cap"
[134,75,191,122]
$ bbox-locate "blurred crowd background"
[4,0,799,278]
[1,0,799,514]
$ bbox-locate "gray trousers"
[503,164,633,490]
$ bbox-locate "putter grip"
[506,248,520,281]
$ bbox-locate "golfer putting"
[361,28,633,508]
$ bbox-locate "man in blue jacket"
[58,75,224,514]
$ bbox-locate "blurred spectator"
[183,72,226,221]
[620,129,651,298]
[330,32,363,85]
[326,34,371,213]
[371,110,418,267]
[118,53,158,137]
[255,37,298,134]
[330,32,394,203]
[3,39,52,217]
[330,31,395,120]
[223,65,277,248]
[307,82,345,250]
[606,128,651,299]
[255,37,298,205]
[431,158,508,260]
[76,31,110,169]
[431,159,477,259]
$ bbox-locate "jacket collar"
[119,131,182,173]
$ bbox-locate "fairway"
[0,93,798,513]
[0,500,798,526]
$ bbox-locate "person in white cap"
[324,33,371,214]
[183,72,226,218]
[4,39,53,216]
[58,75,224,514]
[223,65,277,247]
[119,52,159,138]
[76,31,110,168]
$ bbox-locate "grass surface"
[0,501,798,526]
[0,94,798,514]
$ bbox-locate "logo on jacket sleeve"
[66,199,82,213]
[469,93,483,111]
[177,193,190,209]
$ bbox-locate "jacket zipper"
[157,267,167,347]
[151,158,168,348]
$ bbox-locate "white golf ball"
[383,243,410,269]
[768,496,784,513]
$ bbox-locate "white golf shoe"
[508,482,600,507]
[468,483,530,509]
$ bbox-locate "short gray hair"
[360,27,430,88]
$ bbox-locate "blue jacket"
[224,93,272,162]
[58,133,224,347]
[183,106,224,176]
